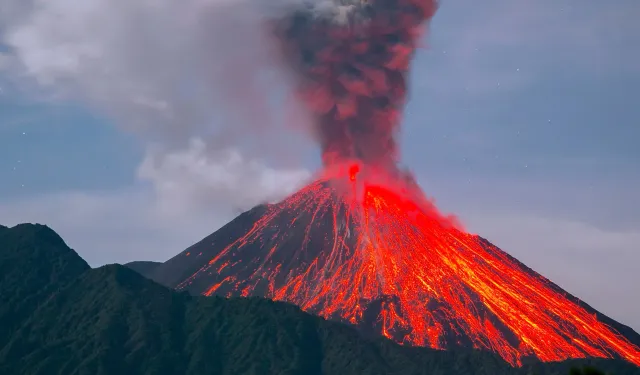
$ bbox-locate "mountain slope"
[0,224,90,348]
[3,263,531,375]
[145,205,269,287]
[146,187,640,367]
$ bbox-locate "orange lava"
[177,166,640,367]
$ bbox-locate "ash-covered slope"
[147,182,640,368]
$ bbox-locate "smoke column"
[270,0,436,170]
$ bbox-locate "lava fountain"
[175,0,640,367]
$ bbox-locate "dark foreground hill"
[1,224,639,375]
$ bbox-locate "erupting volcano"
[148,0,640,368]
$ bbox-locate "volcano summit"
[143,0,640,368]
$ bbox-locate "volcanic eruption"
[148,0,640,368]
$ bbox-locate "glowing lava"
[176,167,640,367]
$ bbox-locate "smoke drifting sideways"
[1,0,324,212]
[1,0,315,161]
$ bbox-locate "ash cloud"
[0,0,322,209]
[0,0,315,157]
[271,0,437,168]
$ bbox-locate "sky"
[1,0,639,331]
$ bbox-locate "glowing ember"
[171,0,640,367]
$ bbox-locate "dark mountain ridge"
[1,223,639,374]
[0,223,90,349]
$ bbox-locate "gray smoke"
[271,0,437,168]
[0,0,312,156]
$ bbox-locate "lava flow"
[169,0,640,367]
[176,166,640,367]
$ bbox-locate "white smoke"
[0,0,316,207]
[138,138,311,215]
[2,0,285,139]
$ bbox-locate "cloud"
[137,138,311,215]
[0,0,315,221]
[0,0,314,152]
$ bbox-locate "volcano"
[144,169,640,368]
[139,0,639,368]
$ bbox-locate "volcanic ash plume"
[271,0,435,171]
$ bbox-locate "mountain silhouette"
[1,223,639,374]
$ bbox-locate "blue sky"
[1,0,639,331]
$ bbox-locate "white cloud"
[0,0,311,267]
[0,0,314,149]
[0,0,315,234]
[137,138,311,215]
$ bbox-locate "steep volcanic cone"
[157,0,640,368]
[171,171,640,367]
